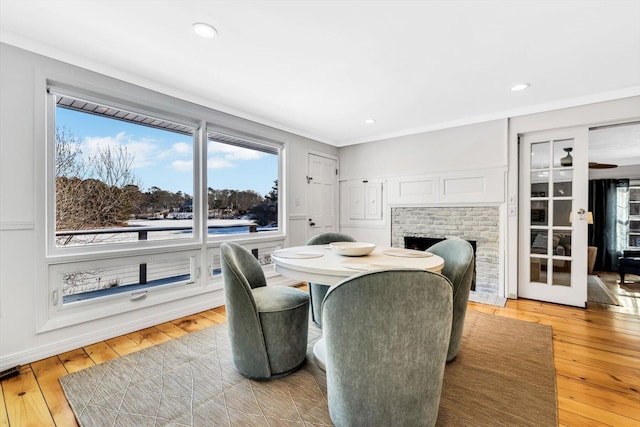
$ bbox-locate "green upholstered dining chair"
[220,242,309,380]
[322,269,453,427]
[427,238,475,362]
[305,232,356,327]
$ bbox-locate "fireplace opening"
[404,236,477,291]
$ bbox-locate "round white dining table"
[272,244,445,370]
[272,244,444,286]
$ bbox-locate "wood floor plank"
[466,301,497,314]
[83,341,120,364]
[500,302,640,335]
[58,348,96,374]
[553,333,640,359]
[200,309,226,323]
[554,358,640,397]
[2,365,55,427]
[557,375,640,421]
[558,396,638,427]
[31,356,79,427]
[558,408,614,427]
[104,328,169,357]
[0,381,10,427]
[171,312,218,333]
[136,326,173,345]
[212,305,226,316]
[554,341,640,379]
[512,299,640,330]
[550,322,640,352]
[155,321,191,339]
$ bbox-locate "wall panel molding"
[0,220,35,231]
[388,167,506,206]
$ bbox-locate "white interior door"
[519,128,589,307]
[307,153,338,240]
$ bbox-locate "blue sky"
[56,107,278,197]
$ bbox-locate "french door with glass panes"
[519,128,588,307]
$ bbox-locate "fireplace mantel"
[387,168,505,206]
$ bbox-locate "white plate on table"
[329,241,376,257]
[272,250,324,259]
[382,248,432,258]
[342,263,374,271]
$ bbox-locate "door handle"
[309,218,316,227]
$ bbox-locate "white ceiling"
[1,0,639,148]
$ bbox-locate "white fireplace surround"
[391,206,500,294]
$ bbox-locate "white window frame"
[36,79,286,332]
[46,86,202,257]
[628,181,640,248]
[205,127,284,243]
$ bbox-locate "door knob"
[309,218,316,226]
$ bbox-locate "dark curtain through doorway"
[588,179,629,271]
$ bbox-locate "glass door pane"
[527,138,574,287]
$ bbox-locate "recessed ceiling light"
[364,118,376,124]
[192,22,218,38]
[511,83,530,91]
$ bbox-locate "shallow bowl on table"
[329,241,376,257]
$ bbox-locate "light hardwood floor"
[1,284,639,427]
[589,271,640,316]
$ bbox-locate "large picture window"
[43,85,284,327]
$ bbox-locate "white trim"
[0,221,35,230]
[3,295,226,371]
[288,214,307,220]
[0,268,299,370]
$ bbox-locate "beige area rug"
[60,311,557,426]
[588,275,621,306]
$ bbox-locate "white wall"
[339,120,508,181]
[0,43,337,369]
[338,120,508,244]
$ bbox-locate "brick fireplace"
[391,206,500,294]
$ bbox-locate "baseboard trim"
[0,272,301,371]
[0,295,225,371]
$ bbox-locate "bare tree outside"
[55,126,140,244]
[55,126,85,178]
